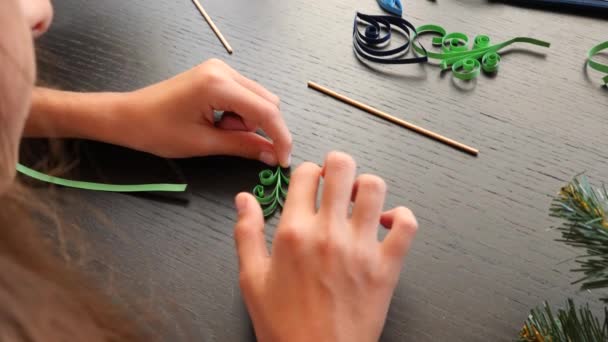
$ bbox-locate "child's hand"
[122,59,292,166]
[234,152,418,342]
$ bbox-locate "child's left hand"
[118,59,292,166]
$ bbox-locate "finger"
[351,174,386,235]
[232,73,281,108]
[203,129,278,166]
[282,162,322,219]
[215,112,258,132]
[319,152,357,221]
[381,207,418,260]
[216,113,250,131]
[212,80,292,167]
[234,192,269,274]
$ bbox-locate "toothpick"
[191,0,233,54]
[307,81,479,156]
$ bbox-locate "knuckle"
[365,267,388,287]
[205,58,225,67]
[272,94,281,107]
[197,65,225,84]
[315,233,343,258]
[325,151,356,172]
[260,105,280,127]
[284,132,293,149]
[267,106,281,121]
[277,225,304,247]
[357,174,387,194]
[234,222,254,242]
[292,162,321,180]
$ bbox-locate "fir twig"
[518,299,608,342]
[551,175,608,302]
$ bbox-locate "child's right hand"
[234,152,418,342]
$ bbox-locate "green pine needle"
[518,299,608,341]
[552,175,608,302]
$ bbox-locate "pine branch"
[518,299,608,342]
[551,175,608,302]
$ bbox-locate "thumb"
[234,192,269,274]
[205,130,279,166]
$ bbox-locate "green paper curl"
[588,41,608,85]
[452,58,481,80]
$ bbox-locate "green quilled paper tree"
[518,176,608,341]
[253,167,290,217]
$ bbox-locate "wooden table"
[33,0,607,340]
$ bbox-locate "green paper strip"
[16,163,187,192]
[588,41,608,85]
[413,25,550,80]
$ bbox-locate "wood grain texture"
[32,0,608,340]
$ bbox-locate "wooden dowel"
[307,81,479,157]
[191,0,233,54]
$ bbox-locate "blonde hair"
[0,178,148,341]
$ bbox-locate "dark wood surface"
[32,0,608,340]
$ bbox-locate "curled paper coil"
[353,13,428,65]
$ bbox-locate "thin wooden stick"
[191,0,233,54]
[307,81,479,156]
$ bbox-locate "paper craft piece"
[353,13,428,65]
[588,41,608,85]
[253,167,290,217]
[377,0,403,16]
[413,24,551,80]
[17,163,187,192]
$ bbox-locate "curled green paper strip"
[473,35,490,49]
[253,167,290,217]
[16,163,187,192]
[414,25,550,80]
[452,58,481,80]
[588,41,608,85]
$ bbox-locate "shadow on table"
[354,52,429,82]
[583,61,608,90]
[177,155,270,199]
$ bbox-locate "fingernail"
[259,151,278,166]
[286,154,292,167]
[235,193,248,214]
